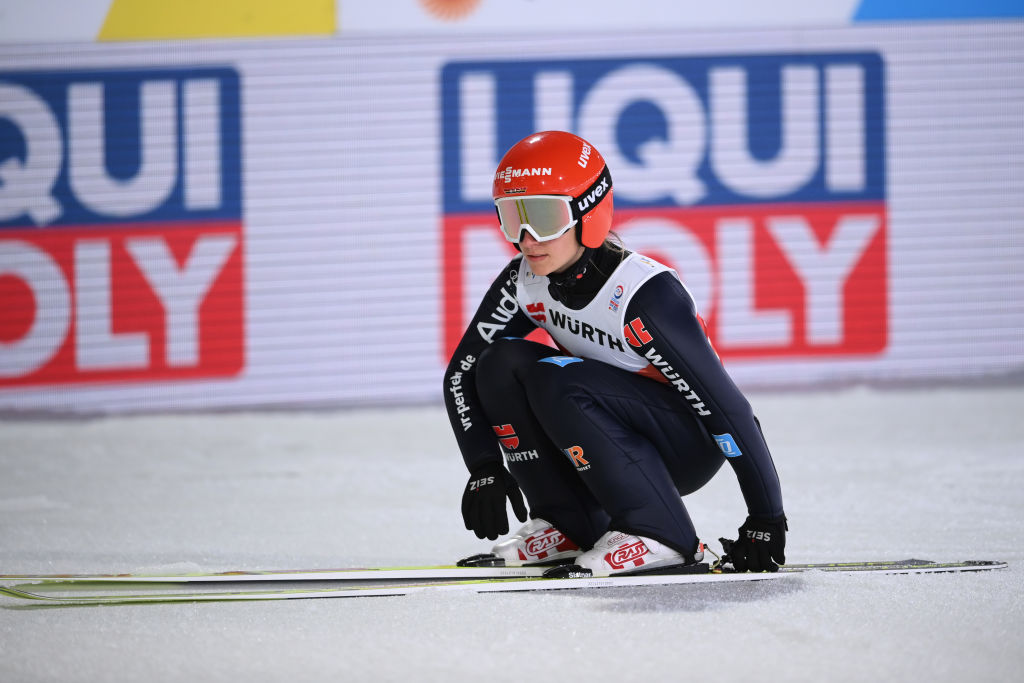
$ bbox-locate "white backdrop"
[0,21,1022,412]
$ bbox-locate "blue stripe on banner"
[854,0,1024,21]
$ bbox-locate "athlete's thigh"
[531,358,724,495]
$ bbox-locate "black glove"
[730,515,787,572]
[461,462,527,540]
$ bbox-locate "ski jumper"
[443,246,784,556]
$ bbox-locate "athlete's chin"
[524,254,551,275]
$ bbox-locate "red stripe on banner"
[0,220,245,388]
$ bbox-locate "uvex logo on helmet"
[578,143,592,168]
[576,176,609,213]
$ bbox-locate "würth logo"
[550,310,624,352]
[623,317,654,348]
[526,302,546,324]
[492,424,519,450]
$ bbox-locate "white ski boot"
[490,517,581,566]
[574,530,704,577]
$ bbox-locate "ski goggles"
[494,165,612,243]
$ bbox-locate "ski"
[0,564,549,584]
[0,560,1005,604]
[0,557,995,586]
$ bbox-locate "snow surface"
[1,385,1022,683]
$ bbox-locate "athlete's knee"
[476,338,556,396]
[522,355,588,412]
[477,338,525,381]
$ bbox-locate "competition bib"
[515,252,679,372]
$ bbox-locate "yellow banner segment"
[99,0,336,40]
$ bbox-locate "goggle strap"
[571,165,613,222]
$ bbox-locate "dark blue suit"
[443,247,784,555]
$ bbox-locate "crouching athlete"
[442,131,787,576]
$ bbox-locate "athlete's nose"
[519,231,539,248]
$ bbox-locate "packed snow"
[1,385,1022,682]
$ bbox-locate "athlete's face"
[519,229,585,277]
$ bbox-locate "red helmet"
[491,131,613,248]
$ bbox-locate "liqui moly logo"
[0,68,244,387]
[440,54,888,361]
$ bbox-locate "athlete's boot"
[574,530,704,577]
[490,517,582,566]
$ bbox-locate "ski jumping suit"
[443,246,784,556]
